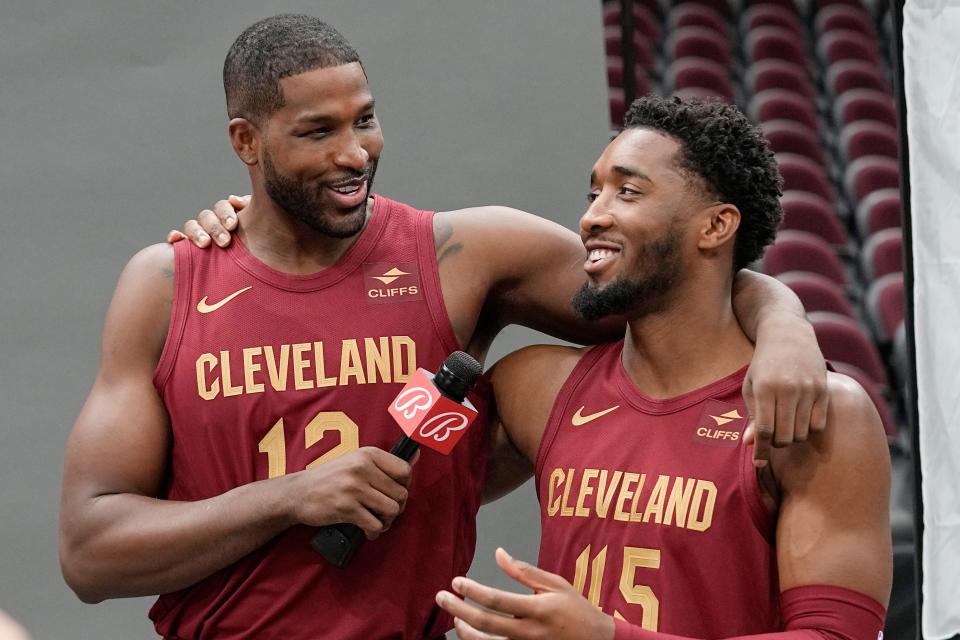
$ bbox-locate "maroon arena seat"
[845,155,899,205]
[741,4,803,34]
[866,271,905,342]
[815,0,875,13]
[679,0,733,18]
[777,271,855,316]
[762,120,826,165]
[830,361,898,439]
[669,3,728,34]
[665,58,734,101]
[745,26,809,66]
[603,2,662,40]
[609,87,626,129]
[603,0,663,19]
[840,120,898,161]
[817,29,881,66]
[815,4,877,37]
[744,0,800,12]
[856,188,901,236]
[605,25,656,70]
[607,57,651,95]
[826,59,890,96]
[777,153,835,201]
[671,86,732,102]
[750,89,820,130]
[861,227,903,280]
[745,59,816,100]
[834,89,897,127]
[667,26,733,66]
[808,311,889,386]
[762,230,847,286]
[779,190,848,247]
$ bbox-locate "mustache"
[322,165,376,188]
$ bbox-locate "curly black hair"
[224,14,362,124]
[623,96,783,272]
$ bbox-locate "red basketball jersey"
[150,195,490,639]
[536,341,779,636]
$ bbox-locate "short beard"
[262,147,378,239]
[572,225,683,322]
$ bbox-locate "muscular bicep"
[773,374,892,606]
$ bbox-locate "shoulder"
[434,206,579,251]
[491,344,588,389]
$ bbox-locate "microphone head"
[434,351,482,401]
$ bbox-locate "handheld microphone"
[310,351,483,567]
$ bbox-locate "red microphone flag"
[387,368,479,455]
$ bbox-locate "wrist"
[755,310,812,342]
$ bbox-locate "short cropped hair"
[224,14,362,123]
[623,97,784,271]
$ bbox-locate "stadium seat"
[817,29,881,66]
[680,0,733,18]
[779,190,848,247]
[609,87,626,129]
[808,311,889,386]
[745,59,816,100]
[603,2,662,41]
[856,188,901,236]
[861,227,903,280]
[814,0,876,14]
[605,25,656,70]
[750,89,820,130]
[665,58,734,102]
[668,3,728,35]
[762,230,847,286]
[741,4,802,34]
[743,0,800,12]
[845,155,899,205]
[866,271,905,342]
[815,4,877,37]
[839,120,898,162]
[745,26,809,66]
[834,89,897,127]
[826,59,890,95]
[667,26,733,66]
[762,120,826,165]
[671,87,732,102]
[776,153,835,201]
[891,322,909,388]
[607,56,652,95]
[776,271,855,316]
[830,361,898,439]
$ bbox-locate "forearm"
[61,477,294,602]
[731,270,807,343]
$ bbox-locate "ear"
[228,118,260,166]
[697,203,740,251]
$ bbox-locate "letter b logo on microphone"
[388,368,478,454]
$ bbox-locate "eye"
[587,192,599,203]
[619,185,641,196]
[305,127,332,138]
[357,114,376,128]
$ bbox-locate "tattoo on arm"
[433,214,463,267]
[161,266,174,279]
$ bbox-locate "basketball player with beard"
[435,98,892,639]
[60,16,831,640]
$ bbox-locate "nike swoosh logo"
[197,286,253,314]
[571,405,620,426]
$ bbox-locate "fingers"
[366,447,414,486]
[198,208,231,247]
[494,547,567,593]
[167,230,186,244]
[791,392,814,443]
[452,616,509,640]
[436,591,519,639]
[809,391,829,433]
[227,193,250,214]
[743,379,773,468]
[773,388,799,448]
[183,219,211,248]
[214,198,242,232]
[449,575,534,619]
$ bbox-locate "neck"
[620,271,753,399]
[235,188,373,275]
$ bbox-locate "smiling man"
[436,97,892,640]
[60,15,831,640]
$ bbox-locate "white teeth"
[589,248,617,263]
[331,185,360,194]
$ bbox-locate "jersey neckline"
[223,194,391,292]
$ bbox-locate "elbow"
[59,538,109,604]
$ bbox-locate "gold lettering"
[391,336,416,382]
[339,339,366,385]
[313,341,337,388]
[560,467,576,517]
[365,337,391,384]
[642,475,670,524]
[242,347,264,394]
[547,468,565,517]
[687,480,717,532]
[614,472,640,522]
[664,477,696,527]
[575,468,599,517]
[196,353,219,400]
[264,344,290,391]
[220,350,243,397]
[595,470,623,518]
[629,473,648,522]
[291,343,314,390]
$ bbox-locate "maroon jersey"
[536,341,779,636]
[150,195,490,639]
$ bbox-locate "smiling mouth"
[588,248,619,263]
[327,179,365,195]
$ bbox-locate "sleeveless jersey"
[150,195,490,639]
[536,341,779,636]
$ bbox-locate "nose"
[579,196,615,238]
[334,131,370,172]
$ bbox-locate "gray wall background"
[0,1,609,637]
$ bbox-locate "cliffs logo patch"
[364,262,422,303]
[692,399,746,448]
